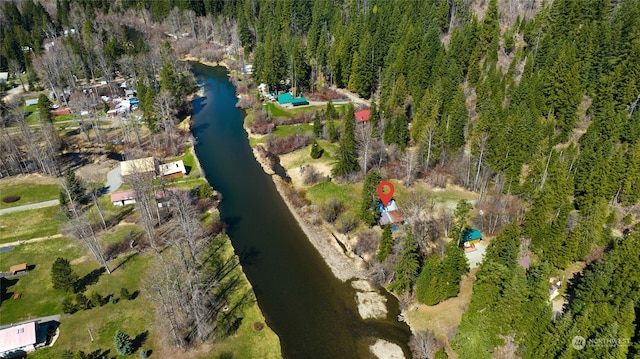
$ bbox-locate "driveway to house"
[105,166,122,193]
[0,199,59,215]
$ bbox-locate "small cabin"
[460,228,483,251]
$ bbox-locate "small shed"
[9,263,28,275]
[0,72,8,83]
[25,99,38,106]
[460,228,483,250]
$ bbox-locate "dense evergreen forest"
[2,0,640,358]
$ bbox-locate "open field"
[0,182,60,209]
[0,237,85,325]
[0,206,65,244]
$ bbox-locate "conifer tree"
[114,330,134,356]
[359,170,381,226]
[389,230,420,293]
[51,257,78,292]
[310,139,323,159]
[312,112,322,138]
[332,104,359,177]
[376,225,393,262]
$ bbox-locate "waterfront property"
[277,93,309,107]
[159,160,187,179]
[377,200,405,228]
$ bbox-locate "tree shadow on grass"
[75,267,105,292]
[132,330,149,352]
[1,277,19,303]
[88,348,110,359]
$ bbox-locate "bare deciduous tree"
[409,330,442,359]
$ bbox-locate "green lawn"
[264,102,292,117]
[0,182,60,209]
[0,237,85,324]
[27,251,155,359]
[0,206,65,244]
[273,123,313,138]
[307,181,360,211]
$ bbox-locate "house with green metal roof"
[277,93,308,106]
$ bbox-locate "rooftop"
[0,322,36,354]
[120,157,155,177]
[159,160,186,177]
[355,109,371,123]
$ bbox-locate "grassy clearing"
[264,102,292,117]
[307,181,360,209]
[172,144,200,177]
[0,237,85,325]
[0,206,65,244]
[100,224,144,247]
[406,269,476,346]
[0,182,60,209]
[27,252,155,359]
[273,123,313,138]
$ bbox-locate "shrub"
[90,291,103,307]
[267,133,309,155]
[310,140,324,159]
[253,322,264,331]
[51,257,79,293]
[140,349,149,358]
[337,213,359,234]
[303,166,323,185]
[120,287,132,300]
[75,293,90,310]
[1,195,20,203]
[62,296,77,314]
[319,197,343,223]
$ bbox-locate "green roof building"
[461,228,483,245]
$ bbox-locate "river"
[190,63,412,358]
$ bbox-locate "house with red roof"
[355,109,370,123]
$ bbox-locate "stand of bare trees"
[145,191,247,349]
[0,101,60,176]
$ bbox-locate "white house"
[159,160,187,179]
[0,322,37,358]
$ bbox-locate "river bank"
[249,135,408,359]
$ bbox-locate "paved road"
[105,166,122,193]
[0,199,59,215]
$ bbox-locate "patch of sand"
[71,255,91,265]
[75,160,119,184]
[370,339,405,359]
[356,291,388,320]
